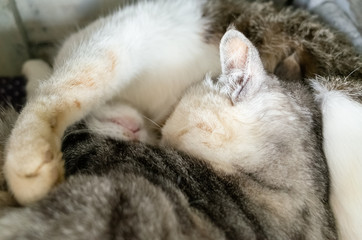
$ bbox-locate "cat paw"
[4,134,64,205]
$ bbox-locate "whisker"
[142,115,162,129]
[344,67,360,81]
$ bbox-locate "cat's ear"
[220,28,264,76]
[218,29,266,102]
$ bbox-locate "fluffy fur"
[163,29,336,239]
[2,0,362,239]
[312,79,362,240]
[4,0,220,205]
[0,30,336,239]
[5,0,361,205]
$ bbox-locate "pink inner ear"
[226,38,249,71]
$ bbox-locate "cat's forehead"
[181,79,231,108]
[183,75,268,106]
[174,75,288,130]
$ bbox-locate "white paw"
[4,122,64,205]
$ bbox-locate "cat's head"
[161,29,300,173]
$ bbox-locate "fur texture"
[163,29,336,239]
[312,79,362,240]
[4,0,361,205]
[4,0,220,205]
[2,0,362,239]
[0,29,337,240]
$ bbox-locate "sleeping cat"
[0,29,336,240]
[3,0,362,238]
[5,0,361,204]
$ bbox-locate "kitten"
[5,0,221,205]
[0,29,336,240]
[163,28,337,238]
[4,1,362,238]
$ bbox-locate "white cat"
[23,60,158,144]
[5,0,220,205]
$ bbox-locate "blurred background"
[0,0,361,76]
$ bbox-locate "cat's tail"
[311,77,362,240]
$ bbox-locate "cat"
[22,59,159,145]
[0,29,337,240]
[5,0,361,204]
[3,0,362,238]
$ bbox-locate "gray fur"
[0,48,337,240]
[1,0,361,238]
[203,0,362,81]
[0,171,225,240]
[0,114,335,239]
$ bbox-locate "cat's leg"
[5,15,140,205]
[312,78,362,240]
[5,45,130,205]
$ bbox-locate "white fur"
[313,82,362,240]
[22,60,157,144]
[55,0,220,123]
[85,102,157,144]
[5,0,220,205]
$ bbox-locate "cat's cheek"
[162,128,238,174]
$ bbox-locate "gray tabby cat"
[0,30,336,240]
